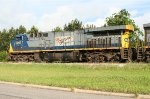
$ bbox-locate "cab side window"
[30,34,34,38]
[43,33,48,37]
[16,37,22,41]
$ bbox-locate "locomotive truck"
[8,25,134,62]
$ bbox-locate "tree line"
[0,26,39,51]
[0,9,142,52]
[53,18,96,32]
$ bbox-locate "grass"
[0,63,150,94]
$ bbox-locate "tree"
[0,29,10,51]
[18,25,26,34]
[105,9,143,46]
[9,27,16,39]
[64,18,83,31]
[53,26,63,32]
[28,26,39,34]
[106,9,129,26]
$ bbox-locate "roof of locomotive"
[84,25,134,33]
[14,25,134,37]
[143,23,150,28]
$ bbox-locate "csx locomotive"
[8,25,135,62]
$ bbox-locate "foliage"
[0,30,11,51]
[53,18,96,32]
[0,51,8,62]
[28,26,39,34]
[105,9,143,46]
[106,9,132,26]
[53,26,63,32]
[9,27,17,38]
[64,18,83,31]
[18,25,26,34]
[0,63,150,94]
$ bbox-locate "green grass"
[0,63,150,94]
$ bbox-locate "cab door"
[15,36,23,50]
[122,31,129,48]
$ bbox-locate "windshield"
[16,37,22,41]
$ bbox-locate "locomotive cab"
[15,35,23,47]
[85,25,134,61]
[9,34,28,53]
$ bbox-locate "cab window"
[43,33,48,37]
[16,37,22,41]
[30,34,34,38]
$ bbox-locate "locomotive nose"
[9,43,14,53]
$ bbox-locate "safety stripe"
[9,47,122,54]
[9,44,14,53]
[144,46,150,48]
[126,25,134,31]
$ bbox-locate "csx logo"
[124,38,128,42]
[16,41,21,44]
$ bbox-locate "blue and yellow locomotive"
[8,25,134,62]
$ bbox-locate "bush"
[0,51,8,62]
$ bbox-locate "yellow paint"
[9,50,41,54]
[122,31,129,48]
[126,25,134,31]
[16,41,21,44]
[121,25,134,48]
[9,44,14,53]
[9,47,121,54]
[144,46,150,49]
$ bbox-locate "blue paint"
[11,34,29,51]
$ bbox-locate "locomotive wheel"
[19,55,24,62]
[145,54,150,63]
[86,53,108,63]
[13,55,17,61]
[86,53,94,63]
[28,55,34,62]
[94,54,100,62]
[23,55,29,62]
[87,55,93,63]
[42,53,51,62]
[110,54,121,62]
[8,55,14,61]
[93,54,106,63]
[99,55,107,62]
[15,55,19,62]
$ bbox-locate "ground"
[0,62,150,95]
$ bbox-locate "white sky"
[0,0,150,31]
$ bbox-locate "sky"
[0,0,150,31]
